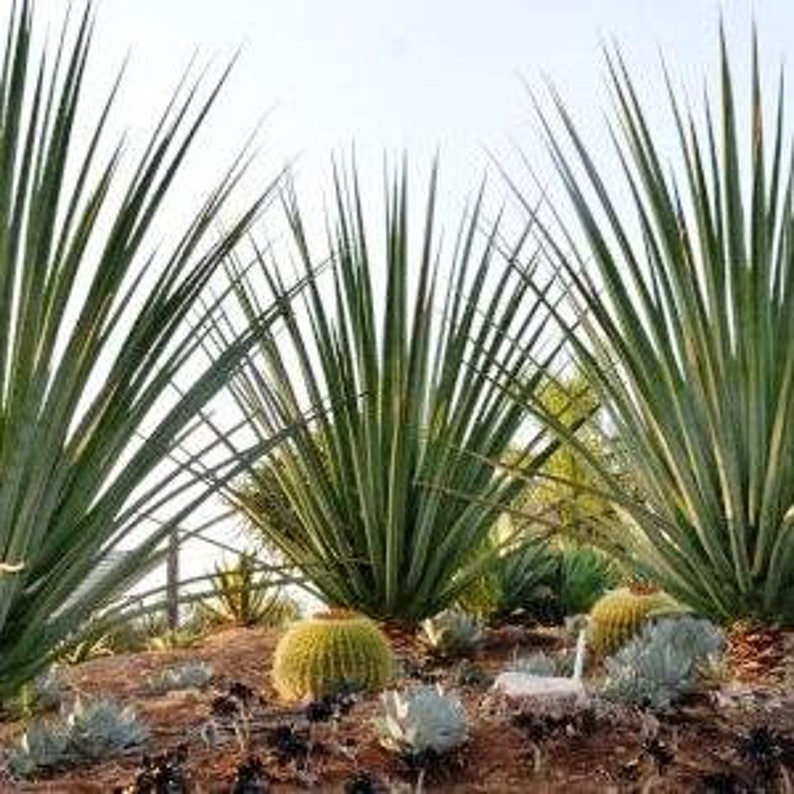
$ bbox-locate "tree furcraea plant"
[513,32,794,628]
[0,1,293,697]
[222,164,570,621]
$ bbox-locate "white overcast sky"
[39,1,793,217]
[34,1,794,599]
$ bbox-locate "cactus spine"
[272,612,393,701]
[589,587,685,655]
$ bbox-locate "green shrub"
[557,547,621,616]
[200,552,299,628]
[105,611,173,653]
[57,626,116,665]
[460,541,619,624]
[145,626,203,652]
[515,375,636,554]
[94,606,210,655]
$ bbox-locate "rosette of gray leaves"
[376,685,467,756]
[420,609,483,657]
[601,616,724,710]
[148,661,214,693]
[6,698,145,777]
[65,698,146,760]
[505,651,559,677]
[6,720,70,777]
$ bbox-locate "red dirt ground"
[1,625,792,792]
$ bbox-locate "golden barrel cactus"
[272,612,393,701]
[589,587,685,656]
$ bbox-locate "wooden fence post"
[166,529,180,630]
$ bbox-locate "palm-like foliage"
[222,165,563,621]
[527,374,633,554]
[201,551,298,628]
[0,2,287,697]
[523,34,794,625]
[482,538,559,620]
[460,535,619,621]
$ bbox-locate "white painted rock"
[492,672,588,702]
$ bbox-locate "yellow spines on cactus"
[588,587,686,656]
[271,612,393,701]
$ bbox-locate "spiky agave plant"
[519,32,794,628]
[202,551,298,628]
[0,2,290,698]
[219,164,566,622]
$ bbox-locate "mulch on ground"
[0,625,791,792]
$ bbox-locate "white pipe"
[572,628,587,682]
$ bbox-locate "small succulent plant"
[66,698,147,760]
[7,697,146,777]
[375,685,467,758]
[737,726,794,786]
[232,755,270,793]
[6,720,70,777]
[304,688,357,725]
[345,770,384,793]
[8,666,65,718]
[148,661,214,693]
[207,680,260,722]
[601,616,724,710]
[266,724,309,764]
[512,705,600,742]
[131,744,190,793]
[420,609,483,657]
[398,657,441,685]
[506,651,559,677]
[455,660,492,688]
